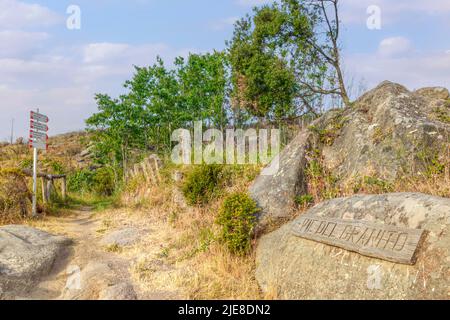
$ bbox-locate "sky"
[0,0,449,141]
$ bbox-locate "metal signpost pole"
[31,108,39,217]
[32,146,38,217]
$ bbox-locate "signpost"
[29,110,49,217]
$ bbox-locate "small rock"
[100,227,145,247]
[99,282,137,300]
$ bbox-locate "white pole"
[32,146,38,217]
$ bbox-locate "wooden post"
[41,177,48,204]
[61,177,67,200]
[146,158,156,184]
[153,157,162,182]
[141,162,151,184]
[46,179,53,201]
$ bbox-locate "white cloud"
[341,0,450,25]
[0,0,62,29]
[378,36,413,58]
[0,41,199,140]
[345,50,450,91]
[83,43,131,64]
[0,30,49,58]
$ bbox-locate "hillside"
[0,131,92,173]
[1,81,449,300]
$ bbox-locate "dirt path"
[25,208,138,300]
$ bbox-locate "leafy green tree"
[228,15,298,124]
[87,53,229,178]
[176,52,229,130]
[86,93,147,181]
[228,0,350,121]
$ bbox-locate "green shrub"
[182,165,223,205]
[295,194,314,208]
[216,192,259,255]
[68,169,94,193]
[68,168,116,196]
[92,167,116,196]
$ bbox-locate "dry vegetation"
[1,128,448,300]
[0,131,91,225]
[106,164,264,299]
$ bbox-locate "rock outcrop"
[250,81,450,228]
[0,225,72,299]
[60,262,137,300]
[255,193,450,299]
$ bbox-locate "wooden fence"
[127,155,162,185]
[22,169,67,204]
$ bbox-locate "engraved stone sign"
[291,214,425,265]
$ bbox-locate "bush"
[182,165,223,205]
[216,192,259,255]
[68,169,94,194]
[68,168,116,196]
[0,168,31,222]
[92,167,116,196]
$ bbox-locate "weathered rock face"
[250,81,450,227]
[0,225,71,299]
[255,193,450,300]
[249,130,316,228]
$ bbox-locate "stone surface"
[415,87,450,100]
[0,225,71,298]
[100,227,144,247]
[250,81,450,227]
[255,193,450,300]
[60,261,138,300]
[249,130,316,229]
[99,282,137,300]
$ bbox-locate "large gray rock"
[250,81,450,228]
[249,130,316,229]
[0,225,71,298]
[255,193,450,300]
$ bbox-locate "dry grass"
[101,164,263,300]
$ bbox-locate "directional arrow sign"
[30,130,48,140]
[30,120,48,132]
[29,140,47,151]
[30,111,49,123]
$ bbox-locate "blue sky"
[0,0,449,141]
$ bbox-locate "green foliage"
[228,11,298,122]
[295,194,314,208]
[182,165,224,205]
[309,112,348,146]
[228,0,351,122]
[305,150,340,200]
[68,169,94,194]
[92,167,116,196]
[362,176,394,193]
[68,168,116,196]
[434,107,450,124]
[86,53,229,176]
[417,148,446,177]
[216,192,259,255]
